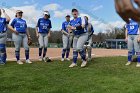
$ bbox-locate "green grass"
[0,57,140,93]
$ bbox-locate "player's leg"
[66,35,71,61]
[69,36,78,67]
[38,33,44,60]
[61,35,68,61]
[133,35,140,67]
[77,33,88,67]
[87,37,93,61]
[126,35,134,65]
[23,34,32,64]
[43,33,52,62]
[12,33,23,64]
[0,33,7,65]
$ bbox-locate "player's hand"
[36,34,39,39]
[115,0,140,22]
[137,36,140,42]
[14,31,19,35]
[48,33,51,38]
[125,37,128,42]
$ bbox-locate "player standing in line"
[125,19,140,67]
[36,11,52,62]
[8,10,32,64]
[61,15,72,62]
[84,16,94,61]
[0,9,10,65]
[68,9,88,68]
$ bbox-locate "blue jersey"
[70,17,86,35]
[62,21,70,33]
[37,18,52,33]
[126,20,139,35]
[0,17,8,32]
[10,18,27,33]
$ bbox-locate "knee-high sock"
[62,49,66,58]
[43,48,47,58]
[39,48,43,57]
[128,51,132,62]
[136,52,140,63]
[15,51,20,61]
[79,49,86,61]
[0,44,6,63]
[66,49,70,58]
[73,51,78,63]
[25,50,29,60]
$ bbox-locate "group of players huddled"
[0,8,94,68]
[0,6,139,68]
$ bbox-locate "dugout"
[105,39,127,49]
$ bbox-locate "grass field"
[0,57,140,93]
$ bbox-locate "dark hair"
[66,15,70,17]
[85,16,88,21]
[72,8,78,12]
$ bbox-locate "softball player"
[0,9,10,65]
[61,15,72,61]
[84,16,94,61]
[68,9,88,68]
[8,10,32,64]
[36,11,52,62]
[125,19,140,67]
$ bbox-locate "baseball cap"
[16,10,23,13]
[72,8,78,12]
[43,11,50,16]
[66,15,70,17]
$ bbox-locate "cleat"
[87,58,92,61]
[69,63,77,68]
[66,58,70,61]
[46,57,52,62]
[43,57,47,62]
[136,63,140,67]
[39,56,42,61]
[61,58,64,62]
[125,62,131,66]
[26,59,32,64]
[0,62,5,65]
[81,61,87,68]
[17,60,24,65]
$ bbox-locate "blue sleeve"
[62,22,65,30]
[36,19,40,27]
[10,19,16,28]
[49,20,52,29]
[91,25,94,33]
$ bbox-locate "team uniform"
[125,19,140,67]
[84,22,94,61]
[61,21,73,61]
[36,17,52,62]
[0,17,9,64]
[10,18,31,63]
[69,17,88,67]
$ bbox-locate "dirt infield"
[7,48,128,61]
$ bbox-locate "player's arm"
[26,28,31,39]
[35,19,40,38]
[68,17,86,30]
[2,9,10,22]
[61,23,69,35]
[8,19,18,34]
[48,20,52,37]
[125,27,128,42]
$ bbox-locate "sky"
[0,0,125,33]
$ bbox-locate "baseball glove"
[28,38,32,46]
